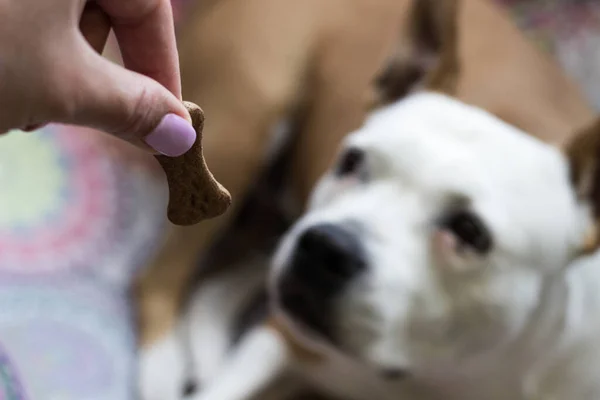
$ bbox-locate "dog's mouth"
[273,276,414,382]
[275,270,339,345]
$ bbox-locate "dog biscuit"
[155,102,231,225]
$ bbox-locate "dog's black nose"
[293,224,366,290]
[277,223,365,342]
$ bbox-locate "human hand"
[0,0,196,157]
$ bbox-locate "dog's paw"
[138,333,186,400]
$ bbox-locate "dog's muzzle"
[276,223,366,342]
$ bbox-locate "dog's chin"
[271,275,359,352]
[271,277,340,346]
[274,289,416,382]
[273,306,335,350]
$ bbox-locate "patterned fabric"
[0,127,167,400]
[0,1,597,399]
[0,128,166,280]
[0,280,134,400]
[498,0,600,109]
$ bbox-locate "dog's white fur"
[271,92,600,399]
[141,91,600,400]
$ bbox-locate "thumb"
[64,52,196,157]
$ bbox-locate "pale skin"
[0,0,196,156]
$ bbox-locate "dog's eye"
[336,148,364,177]
[441,210,493,254]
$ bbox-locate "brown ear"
[564,118,600,254]
[374,0,460,105]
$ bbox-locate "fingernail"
[145,114,196,157]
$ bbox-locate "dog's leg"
[138,327,187,400]
[183,263,267,386]
[186,324,291,400]
[134,217,228,347]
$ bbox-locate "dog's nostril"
[298,225,344,262]
[182,380,198,397]
[296,223,365,281]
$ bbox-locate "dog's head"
[269,0,600,378]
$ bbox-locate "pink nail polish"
[145,114,196,157]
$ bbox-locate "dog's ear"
[564,118,600,254]
[374,0,460,105]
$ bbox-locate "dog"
[271,1,600,399]
[138,0,597,399]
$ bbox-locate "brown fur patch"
[565,118,600,253]
[422,0,460,95]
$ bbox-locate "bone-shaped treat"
[155,102,231,226]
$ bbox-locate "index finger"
[97,0,182,98]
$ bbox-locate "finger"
[79,1,111,54]
[60,50,194,156]
[96,0,182,98]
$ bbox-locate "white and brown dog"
[140,0,600,399]
[270,0,600,399]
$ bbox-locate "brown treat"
[155,102,231,226]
